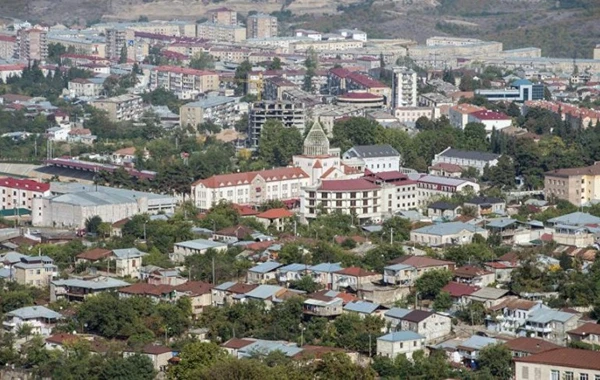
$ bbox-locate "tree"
[234,60,252,95]
[119,44,128,64]
[258,120,303,166]
[99,354,156,380]
[168,341,228,380]
[314,352,376,380]
[477,344,513,379]
[331,117,379,152]
[190,52,215,70]
[290,275,321,293]
[97,222,112,238]
[488,155,516,188]
[269,57,282,70]
[47,43,66,64]
[432,291,452,311]
[444,243,495,266]
[85,215,103,234]
[414,269,452,300]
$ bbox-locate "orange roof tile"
[256,208,294,219]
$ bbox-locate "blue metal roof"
[343,301,380,314]
[384,263,414,271]
[384,307,412,319]
[278,263,308,273]
[249,261,282,273]
[239,340,303,358]
[527,308,576,324]
[459,335,499,350]
[412,221,486,236]
[547,212,600,227]
[486,218,518,229]
[244,285,283,299]
[214,281,236,291]
[7,306,63,320]
[378,331,424,342]
[511,79,533,87]
[112,248,147,259]
[309,262,343,273]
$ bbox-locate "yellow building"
[545,163,600,206]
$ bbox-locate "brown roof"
[545,163,600,178]
[215,225,254,239]
[226,283,258,294]
[76,248,112,261]
[335,266,378,277]
[514,348,600,371]
[390,255,454,268]
[118,283,175,296]
[45,333,79,345]
[453,265,493,278]
[111,218,130,228]
[292,345,346,359]
[402,310,433,323]
[140,344,172,355]
[174,281,213,296]
[567,323,600,337]
[221,338,254,350]
[505,337,560,355]
[256,208,294,219]
[492,298,539,311]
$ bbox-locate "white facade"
[342,145,400,173]
[394,107,434,123]
[376,332,425,360]
[392,67,417,108]
[432,148,500,176]
[468,111,512,132]
[0,178,50,211]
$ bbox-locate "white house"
[3,306,63,336]
[467,109,512,132]
[246,262,283,284]
[342,145,400,173]
[111,248,147,278]
[431,147,500,175]
[172,239,228,262]
[410,222,489,247]
[377,331,425,360]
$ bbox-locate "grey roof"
[428,201,459,211]
[309,262,343,273]
[239,340,303,358]
[469,287,509,300]
[344,144,400,159]
[50,191,139,206]
[412,222,486,236]
[385,307,412,319]
[378,331,424,342]
[417,175,475,187]
[49,182,175,202]
[486,218,518,229]
[14,262,57,269]
[466,196,504,205]
[249,261,282,274]
[52,277,130,290]
[458,335,499,350]
[547,212,600,227]
[184,96,238,109]
[396,210,427,222]
[527,309,576,324]
[524,199,548,207]
[343,301,380,314]
[7,306,63,320]
[214,281,236,291]
[175,239,227,251]
[278,263,308,273]
[384,263,414,271]
[0,268,13,279]
[0,251,28,264]
[112,248,147,259]
[244,285,283,300]
[438,149,500,162]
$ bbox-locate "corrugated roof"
[527,308,576,324]
[309,262,343,273]
[344,145,400,158]
[438,149,500,162]
[278,263,308,273]
[412,221,486,236]
[378,331,424,342]
[244,284,283,300]
[249,261,282,274]
[384,307,412,319]
[343,301,380,314]
[547,212,600,227]
[112,248,147,259]
[505,337,560,354]
[7,306,63,320]
[175,239,227,251]
[457,335,499,350]
[52,277,129,290]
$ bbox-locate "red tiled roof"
[0,177,49,192]
[45,333,79,345]
[505,337,560,354]
[469,110,511,121]
[256,208,293,219]
[174,281,212,296]
[319,178,379,191]
[514,348,600,371]
[339,92,382,100]
[215,225,254,238]
[226,283,258,294]
[119,283,175,296]
[453,265,493,278]
[232,204,260,216]
[192,167,308,188]
[391,255,454,268]
[335,266,378,277]
[567,323,600,337]
[112,218,130,228]
[441,282,480,297]
[429,162,464,173]
[76,248,112,261]
[346,71,387,89]
[0,64,27,71]
[154,65,217,77]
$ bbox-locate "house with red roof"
[468,109,512,132]
[453,265,496,287]
[331,266,382,291]
[0,177,51,211]
[255,208,294,231]
[441,282,480,305]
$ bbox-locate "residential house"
[467,287,510,309]
[213,225,255,243]
[523,308,579,344]
[118,283,176,302]
[45,333,107,353]
[464,196,506,217]
[514,348,600,380]
[0,177,51,211]
[428,162,464,178]
[377,331,426,360]
[343,301,386,318]
[453,265,496,287]
[247,262,283,284]
[486,298,544,335]
[145,268,187,286]
[384,256,454,286]
[410,221,488,247]
[332,267,382,291]
[75,248,112,264]
[3,306,62,336]
[173,281,213,318]
[427,201,462,220]
[441,282,480,306]
[50,277,130,302]
[111,248,147,278]
[172,239,228,262]
[396,309,452,343]
[212,282,258,306]
[255,208,294,231]
[484,260,518,284]
[303,292,344,318]
[278,263,309,285]
[238,284,293,309]
[567,323,600,346]
[13,255,58,287]
[309,262,343,289]
[124,345,174,372]
[431,147,500,175]
[457,335,500,366]
[505,337,561,358]
[342,145,400,173]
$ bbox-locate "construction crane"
[220,73,264,101]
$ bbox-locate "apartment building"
[0,35,16,60]
[247,14,278,39]
[248,101,306,147]
[47,30,106,58]
[196,22,246,43]
[392,66,417,108]
[0,177,50,211]
[416,175,481,206]
[431,147,501,175]
[394,107,435,123]
[105,27,127,60]
[68,77,104,97]
[300,178,382,223]
[179,96,241,127]
[14,256,58,287]
[544,163,600,206]
[363,171,419,214]
[209,7,238,25]
[149,66,219,99]
[467,110,512,132]
[90,94,143,122]
[15,28,48,62]
[191,167,310,210]
[448,104,486,129]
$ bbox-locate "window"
[564,372,573,380]
[580,374,589,380]
[363,207,368,214]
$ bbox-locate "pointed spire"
[303,120,330,156]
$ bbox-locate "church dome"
[303,120,330,156]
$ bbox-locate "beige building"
[179,96,240,127]
[197,22,246,43]
[514,348,600,380]
[247,14,278,39]
[105,27,127,60]
[595,44,600,60]
[209,7,238,26]
[150,66,219,99]
[68,78,104,97]
[410,221,489,247]
[14,257,58,287]
[0,34,16,60]
[15,28,48,62]
[545,163,600,206]
[90,94,143,122]
[0,177,50,211]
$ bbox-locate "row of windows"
[307,207,377,215]
[309,191,377,199]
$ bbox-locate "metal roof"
[486,218,518,229]
[378,331,424,342]
[459,335,499,350]
[52,277,130,290]
[249,261,282,274]
[214,281,236,291]
[412,221,486,236]
[112,248,147,259]
[384,307,412,319]
[344,144,400,158]
[469,287,509,300]
[278,263,308,273]
[527,308,576,324]
[238,339,303,358]
[438,149,500,162]
[175,239,227,251]
[7,306,63,320]
[547,212,600,227]
[384,263,414,271]
[309,262,343,273]
[244,285,283,300]
[343,301,380,314]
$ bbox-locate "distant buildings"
[544,163,600,206]
[248,101,306,147]
[467,110,512,132]
[90,94,143,122]
[342,145,400,173]
[209,7,238,26]
[246,14,278,39]
[196,22,246,43]
[475,79,544,102]
[179,96,241,127]
[410,221,488,246]
[149,66,220,100]
[432,147,501,175]
[14,28,48,62]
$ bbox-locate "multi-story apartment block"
[448,104,486,129]
[524,100,600,129]
[14,256,58,287]
[209,7,238,25]
[47,30,106,58]
[416,175,480,207]
[0,177,50,211]
[191,167,310,210]
[545,163,600,206]
[300,178,382,223]
[363,171,419,215]
[105,27,127,60]
[149,66,219,99]
[15,28,48,62]
[90,94,143,122]
[248,101,306,147]
[0,34,16,60]
[196,22,246,43]
[68,78,104,98]
[392,66,417,108]
[394,107,435,123]
[179,96,241,127]
[431,147,501,175]
[246,14,278,39]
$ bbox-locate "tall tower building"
[391,66,417,108]
[14,28,47,62]
[246,14,278,39]
[209,7,238,26]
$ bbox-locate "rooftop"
[437,148,500,162]
[378,331,424,342]
[344,145,400,158]
[505,337,561,354]
[7,306,62,320]
[514,348,600,372]
[412,221,486,237]
[319,178,379,192]
[175,239,227,251]
[249,261,282,274]
[343,301,381,314]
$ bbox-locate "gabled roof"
[192,167,308,189]
[244,284,284,300]
[335,266,378,277]
[174,281,212,296]
[428,201,460,211]
[438,148,500,162]
[457,336,499,351]
[527,308,577,324]
[412,221,486,237]
[453,265,493,278]
[343,301,381,314]
[378,331,424,342]
[505,337,560,354]
[249,261,282,274]
[547,212,600,227]
[514,348,600,371]
[7,306,62,320]
[390,255,454,269]
[402,310,433,323]
[568,323,600,337]
[441,282,480,297]
[309,262,343,273]
[384,307,411,319]
[469,287,509,300]
[344,145,400,158]
[256,208,294,219]
[76,248,112,261]
[175,239,228,251]
[119,283,175,297]
[112,248,147,259]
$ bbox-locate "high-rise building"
[391,66,417,108]
[209,7,238,26]
[196,22,246,43]
[246,14,278,39]
[14,28,48,62]
[248,101,305,147]
[105,27,127,60]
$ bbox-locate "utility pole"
[368,333,372,358]
[212,256,216,285]
[390,228,394,245]
[293,220,297,236]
